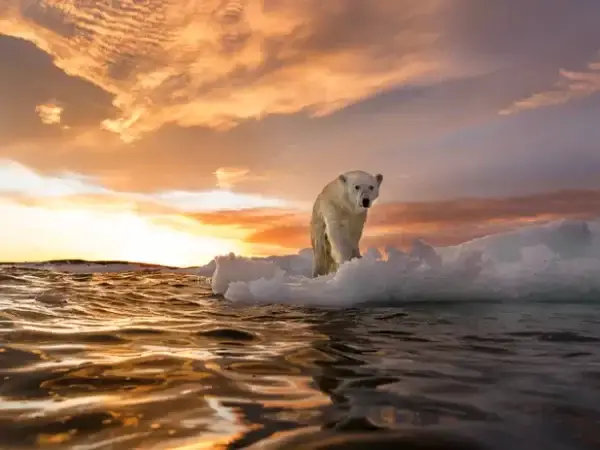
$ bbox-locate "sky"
[1,0,600,266]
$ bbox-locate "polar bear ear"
[338,174,347,184]
[375,174,383,186]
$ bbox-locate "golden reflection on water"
[0,269,333,449]
[4,267,598,449]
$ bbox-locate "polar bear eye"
[354,185,360,191]
[368,185,374,191]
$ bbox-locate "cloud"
[214,166,266,189]
[0,0,478,141]
[34,101,64,125]
[5,1,599,201]
[154,190,289,212]
[183,189,600,252]
[0,159,108,197]
[189,207,310,253]
[500,54,600,115]
[369,189,600,226]
[0,159,290,211]
[191,207,307,228]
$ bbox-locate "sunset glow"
[0,197,245,266]
[1,1,599,265]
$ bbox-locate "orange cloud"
[1,0,470,141]
[35,101,64,125]
[500,53,600,115]
[189,207,311,253]
[184,189,600,252]
[189,208,306,226]
[368,189,600,226]
[214,167,267,189]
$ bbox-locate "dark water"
[1,268,600,450]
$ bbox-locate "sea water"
[1,219,599,449]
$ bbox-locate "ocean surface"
[1,266,600,450]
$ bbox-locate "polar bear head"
[338,170,383,212]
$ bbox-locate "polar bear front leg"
[323,216,353,266]
[351,247,362,259]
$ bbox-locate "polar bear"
[310,170,383,278]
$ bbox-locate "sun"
[117,217,241,267]
[0,199,244,267]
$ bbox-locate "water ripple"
[0,268,599,449]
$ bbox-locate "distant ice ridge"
[211,219,600,306]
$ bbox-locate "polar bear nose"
[362,198,371,208]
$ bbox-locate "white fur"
[310,170,383,278]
